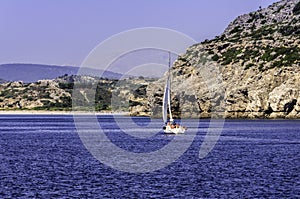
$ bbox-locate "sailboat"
[162,52,186,134]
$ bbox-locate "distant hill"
[0,79,8,84]
[0,63,125,83]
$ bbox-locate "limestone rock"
[144,0,300,119]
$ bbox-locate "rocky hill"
[145,0,300,119]
[0,75,154,113]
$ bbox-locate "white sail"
[163,57,173,124]
[163,52,186,134]
[167,75,173,122]
[162,76,169,124]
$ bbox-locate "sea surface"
[0,115,299,198]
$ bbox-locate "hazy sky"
[0,0,278,66]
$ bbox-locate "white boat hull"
[164,126,186,134]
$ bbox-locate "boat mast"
[168,51,173,122]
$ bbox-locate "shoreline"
[0,110,299,120]
[0,110,130,115]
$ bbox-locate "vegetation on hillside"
[189,0,300,71]
[0,76,155,112]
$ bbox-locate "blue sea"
[0,115,299,198]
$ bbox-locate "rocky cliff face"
[145,0,300,119]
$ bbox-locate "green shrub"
[94,82,113,111]
[212,54,220,61]
[129,100,143,107]
[0,90,9,97]
[247,18,254,23]
[250,25,276,39]
[133,85,147,98]
[208,50,214,55]
[293,2,300,15]
[277,5,285,13]
[258,64,265,72]
[95,104,110,111]
[59,96,72,107]
[230,26,242,34]
[27,96,34,101]
[243,49,259,61]
[1,90,15,99]
[221,48,242,65]
[245,63,255,70]
[41,100,51,106]
[279,25,300,36]
[267,47,300,67]
[261,50,277,62]
[39,92,51,99]
[58,82,74,89]
[272,60,283,68]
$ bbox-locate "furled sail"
[162,74,172,124]
[162,51,173,124]
[162,76,169,124]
